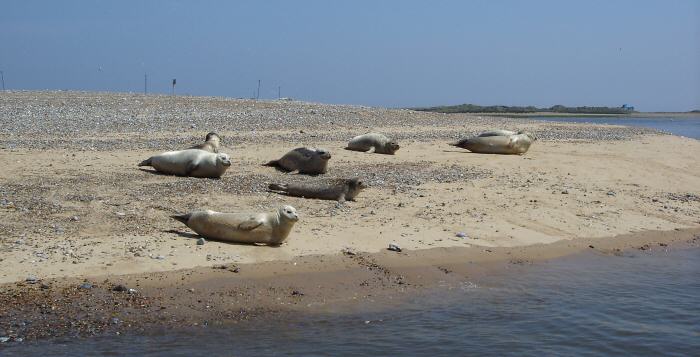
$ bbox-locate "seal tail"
[268,183,287,192]
[262,160,279,167]
[170,213,191,224]
[138,158,152,167]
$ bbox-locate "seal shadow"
[163,229,273,247]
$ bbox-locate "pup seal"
[138,149,232,178]
[188,132,221,153]
[450,132,536,155]
[268,177,367,202]
[170,205,299,246]
[346,133,400,155]
[263,147,331,175]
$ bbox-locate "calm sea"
[4,247,699,356]
[531,115,700,140]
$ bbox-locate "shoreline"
[1,227,699,342]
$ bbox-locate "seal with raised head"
[138,149,232,178]
[188,132,222,153]
[170,205,299,246]
[263,147,331,175]
[346,133,400,155]
[450,132,536,155]
[268,177,367,202]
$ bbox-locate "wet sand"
[1,91,699,341]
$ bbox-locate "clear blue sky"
[1,0,698,111]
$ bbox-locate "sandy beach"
[1,91,699,340]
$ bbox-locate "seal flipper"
[138,158,152,167]
[238,218,263,231]
[184,162,199,176]
[262,160,279,167]
[268,183,288,193]
[170,213,191,224]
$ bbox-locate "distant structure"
[621,104,635,111]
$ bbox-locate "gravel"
[0,91,662,150]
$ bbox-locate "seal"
[263,147,331,175]
[138,149,232,178]
[450,132,536,155]
[346,133,400,155]
[170,205,299,246]
[268,177,367,202]
[477,129,518,137]
[188,132,221,153]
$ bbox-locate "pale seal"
[188,132,221,153]
[268,177,367,202]
[138,149,232,178]
[346,133,400,155]
[263,147,331,175]
[450,132,536,155]
[170,205,299,246]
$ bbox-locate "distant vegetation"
[414,103,635,114]
[690,110,700,113]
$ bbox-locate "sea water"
[4,248,699,356]
[531,115,700,140]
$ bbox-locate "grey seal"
[346,133,400,155]
[263,147,331,175]
[171,205,299,246]
[188,132,221,153]
[138,149,232,178]
[268,177,367,202]
[450,132,536,155]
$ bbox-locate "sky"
[0,0,698,111]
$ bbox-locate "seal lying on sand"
[138,149,232,178]
[346,133,400,155]
[188,132,221,153]
[450,132,536,155]
[263,147,331,175]
[170,206,299,246]
[268,177,367,202]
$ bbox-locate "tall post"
[144,73,148,94]
[278,86,281,99]
[0,71,5,91]
[172,78,176,96]
[256,79,261,100]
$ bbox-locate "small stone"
[112,284,128,292]
[291,290,304,296]
[115,212,126,217]
[25,275,39,284]
[561,190,569,194]
[196,238,206,245]
[70,216,80,222]
[387,243,402,252]
[588,245,595,249]
[607,191,616,196]
[79,282,93,289]
[127,288,138,294]
[0,337,10,343]
[111,317,121,325]
[155,255,165,260]
[456,232,467,238]
[341,247,357,256]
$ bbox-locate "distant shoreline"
[472,112,700,119]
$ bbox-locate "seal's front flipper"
[184,163,199,176]
[238,218,263,231]
[366,147,376,154]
